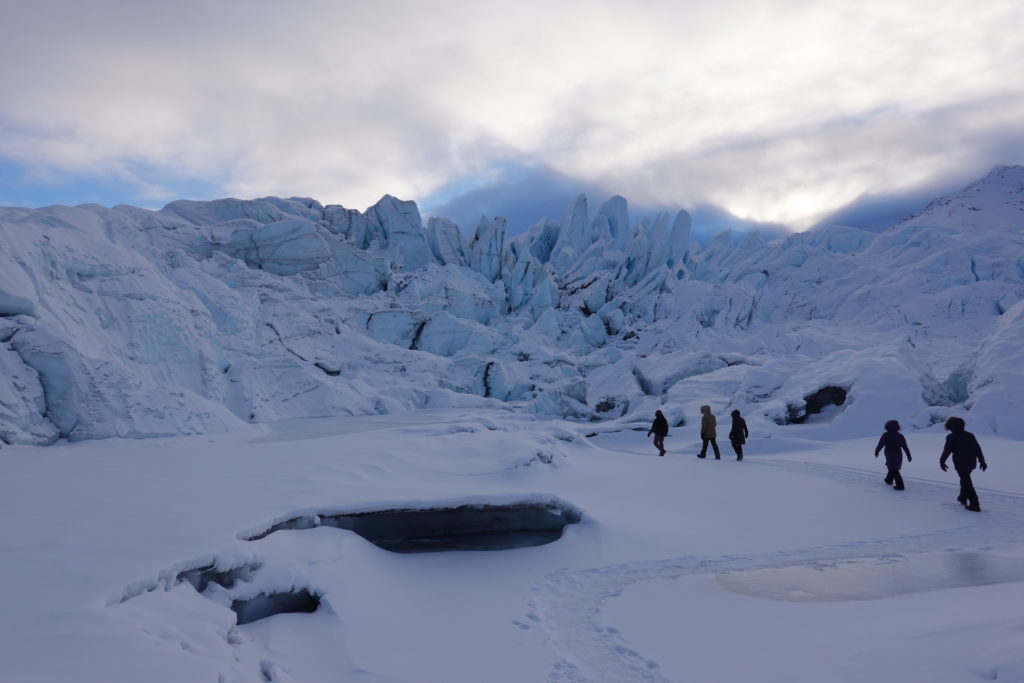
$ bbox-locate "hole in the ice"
[594,395,620,414]
[778,385,848,424]
[109,558,264,605]
[243,501,583,553]
[177,560,261,593]
[232,589,322,625]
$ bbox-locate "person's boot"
[966,504,981,512]
[957,495,967,505]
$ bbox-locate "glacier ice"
[2,166,1024,445]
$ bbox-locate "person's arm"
[939,436,952,471]
[901,434,911,461]
[874,434,885,457]
[742,419,749,439]
[975,435,987,471]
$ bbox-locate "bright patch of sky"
[1,0,1022,230]
[0,157,223,209]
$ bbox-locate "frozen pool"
[716,551,1024,602]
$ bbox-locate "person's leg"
[711,438,721,459]
[892,470,904,490]
[654,435,665,455]
[959,470,980,510]
[699,439,708,458]
[884,469,894,485]
[731,438,743,460]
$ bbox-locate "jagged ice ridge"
[2,166,1024,445]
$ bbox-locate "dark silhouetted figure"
[648,410,669,457]
[939,416,987,511]
[729,409,748,461]
[698,405,721,459]
[874,419,911,490]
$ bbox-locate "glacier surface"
[2,166,1024,444]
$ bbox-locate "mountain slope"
[2,168,1023,445]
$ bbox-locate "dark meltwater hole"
[232,589,322,625]
[243,501,583,553]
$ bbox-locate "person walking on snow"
[729,409,749,461]
[648,410,669,457]
[874,419,911,490]
[698,405,721,459]
[940,416,988,511]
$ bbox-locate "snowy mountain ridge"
[2,166,1024,445]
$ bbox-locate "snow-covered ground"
[2,409,1022,682]
[2,165,1023,681]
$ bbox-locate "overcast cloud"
[1,0,1022,230]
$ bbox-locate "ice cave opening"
[244,502,583,553]
[231,589,322,625]
[784,386,849,424]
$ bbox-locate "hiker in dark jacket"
[874,419,912,490]
[729,409,749,461]
[939,416,988,511]
[698,405,721,459]
[648,410,669,456]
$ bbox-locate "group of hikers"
[647,405,748,461]
[647,408,990,511]
[874,416,989,511]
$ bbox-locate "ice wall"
[2,167,1024,444]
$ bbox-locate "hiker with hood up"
[940,416,988,511]
[729,409,749,461]
[698,405,721,459]
[874,419,912,490]
[648,410,669,457]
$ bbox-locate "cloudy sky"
[1,0,1022,232]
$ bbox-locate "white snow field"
[1,412,1023,683]
[1,166,1024,681]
